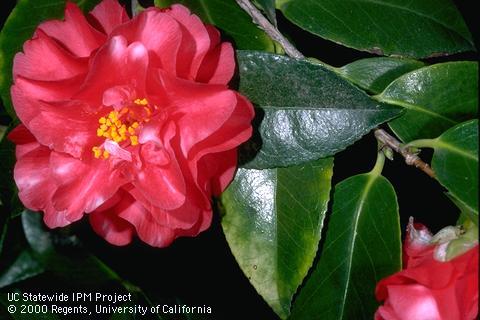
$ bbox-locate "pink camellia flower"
[8,0,254,247]
[375,220,479,320]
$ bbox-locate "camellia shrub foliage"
[0,0,477,319]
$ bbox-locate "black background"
[0,1,478,319]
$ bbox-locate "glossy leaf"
[236,51,401,168]
[0,126,15,205]
[0,125,12,209]
[18,211,164,316]
[0,0,99,120]
[277,0,474,58]
[21,212,55,257]
[0,126,6,141]
[0,250,45,289]
[0,219,7,257]
[290,163,401,320]
[0,125,20,239]
[378,62,478,142]
[338,57,425,94]
[21,211,121,287]
[447,193,478,225]
[412,120,478,215]
[154,0,275,51]
[221,158,334,319]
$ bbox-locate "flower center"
[92,98,153,159]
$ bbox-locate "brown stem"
[235,0,435,179]
[131,0,139,16]
[375,129,436,178]
[234,0,304,59]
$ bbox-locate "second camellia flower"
[375,219,478,320]
[9,0,254,247]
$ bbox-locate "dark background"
[0,1,478,319]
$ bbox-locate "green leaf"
[338,57,425,94]
[411,119,478,215]
[154,0,275,51]
[21,212,55,258]
[0,0,99,120]
[236,51,401,168]
[377,62,478,142]
[0,126,6,141]
[0,125,17,212]
[254,0,277,26]
[19,211,166,318]
[0,125,23,256]
[0,218,8,257]
[220,158,333,319]
[290,162,401,320]
[445,219,478,261]
[447,193,478,225]
[21,211,123,287]
[0,250,45,289]
[277,0,474,58]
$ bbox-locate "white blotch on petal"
[104,140,132,162]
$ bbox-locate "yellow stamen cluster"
[92,111,140,159]
[96,109,140,144]
[92,146,110,159]
[91,98,151,159]
[134,98,148,105]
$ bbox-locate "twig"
[131,0,139,16]
[375,129,435,178]
[236,0,436,179]
[234,0,304,59]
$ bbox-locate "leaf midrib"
[377,97,457,124]
[338,174,376,319]
[272,168,285,317]
[272,168,308,318]
[197,0,214,24]
[434,139,479,161]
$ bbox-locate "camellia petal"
[110,9,182,76]
[89,209,135,246]
[196,42,235,85]
[126,185,196,231]
[89,0,129,34]
[14,146,56,213]
[12,76,85,116]
[165,4,211,80]
[375,222,479,320]
[74,36,150,107]
[8,124,41,158]
[158,71,241,156]
[37,2,105,57]
[50,152,127,222]
[133,121,187,210]
[27,101,99,158]
[187,93,254,160]
[115,191,177,248]
[89,191,136,246]
[196,25,235,85]
[197,149,238,196]
[9,0,254,247]
[13,30,87,81]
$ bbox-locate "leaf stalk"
[371,151,386,177]
[375,129,436,178]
